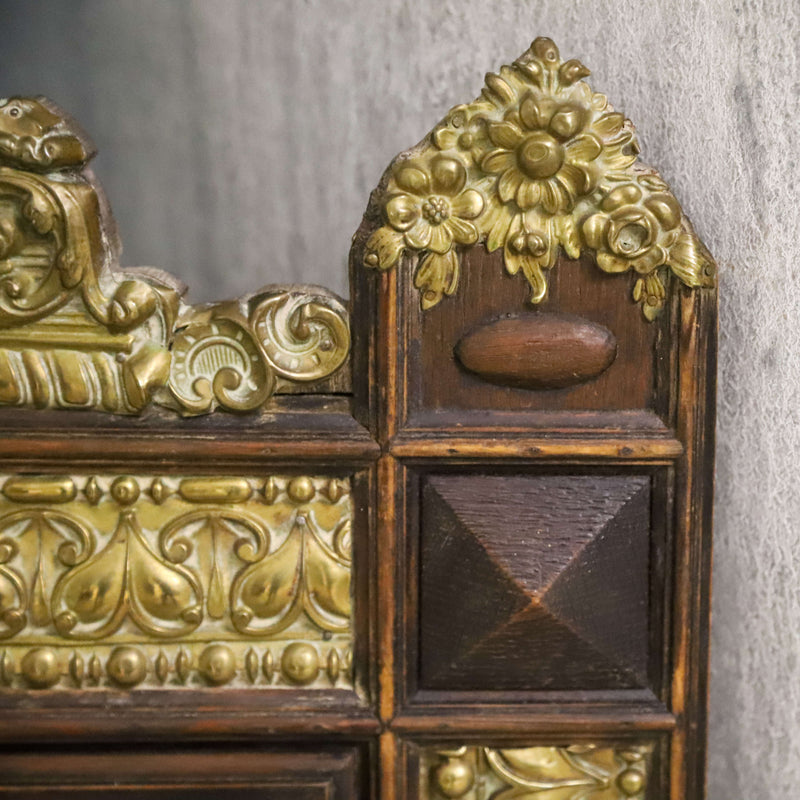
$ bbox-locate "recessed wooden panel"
[419,473,653,692]
[0,745,366,798]
[409,250,666,420]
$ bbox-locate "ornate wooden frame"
[0,38,715,800]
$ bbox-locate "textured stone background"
[1,1,798,796]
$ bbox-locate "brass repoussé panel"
[0,474,353,691]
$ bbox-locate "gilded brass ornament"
[0,97,349,415]
[362,38,715,319]
[423,744,653,800]
[0,473,354,691]
[281,641,321,685]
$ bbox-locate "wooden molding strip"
[390,434,683,460]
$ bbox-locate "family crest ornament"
[362,37,716,319]
[0,96,349,415]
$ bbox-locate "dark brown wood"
[0,396,379,469]
[0,691,380,746]
[669,287,717,800]
[412,249,666,422]
[349,209,715,798]
[391,709,676,734]
[455,311,617,390]
[419,473,652,691]
[0,745,368,798]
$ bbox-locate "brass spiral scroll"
[0,97,350,415]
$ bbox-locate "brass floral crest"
[363,38,716,319]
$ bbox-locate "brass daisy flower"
[384,155,484,254]
[481,88,604,216]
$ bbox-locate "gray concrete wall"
[1,1,797,796]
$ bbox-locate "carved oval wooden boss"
[455,312,617,390]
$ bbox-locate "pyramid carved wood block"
[419,474,652,692]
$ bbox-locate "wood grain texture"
[0,745,368,798]
[418,473,653,691]
[670,288,718,800]
[0,397,379,468]
[351,162,714,798]
[413,250,663,419]
[455,312,617,390]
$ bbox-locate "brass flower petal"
[450,188,484,220]
[395,165,430,195]
[488,121,524,149]
[405,217,433,250]
[386,193,420,231]
[430,154,467,195]
[415,250,460,310]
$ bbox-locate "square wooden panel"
[416,471,665,695]
[0,745,368,798]
[396,253,676,433]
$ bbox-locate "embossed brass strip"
[0,327,134,351]
[0,474,354,691]
[422,744,653,799]
[1,640,353,691]
[3,477,76,503]
[178,478,253,504]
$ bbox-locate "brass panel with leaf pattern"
[422,744,653,800]
[0,473,353,691]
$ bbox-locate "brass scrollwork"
[0,508,92,632]
[361,38,716,319]
[0,97,350,415]
[160,509,270,620]
[423,744,653,800]
[0,473,354,691]
[168,315,276,415]
[231,513,351,636]
[51,510,203,640]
